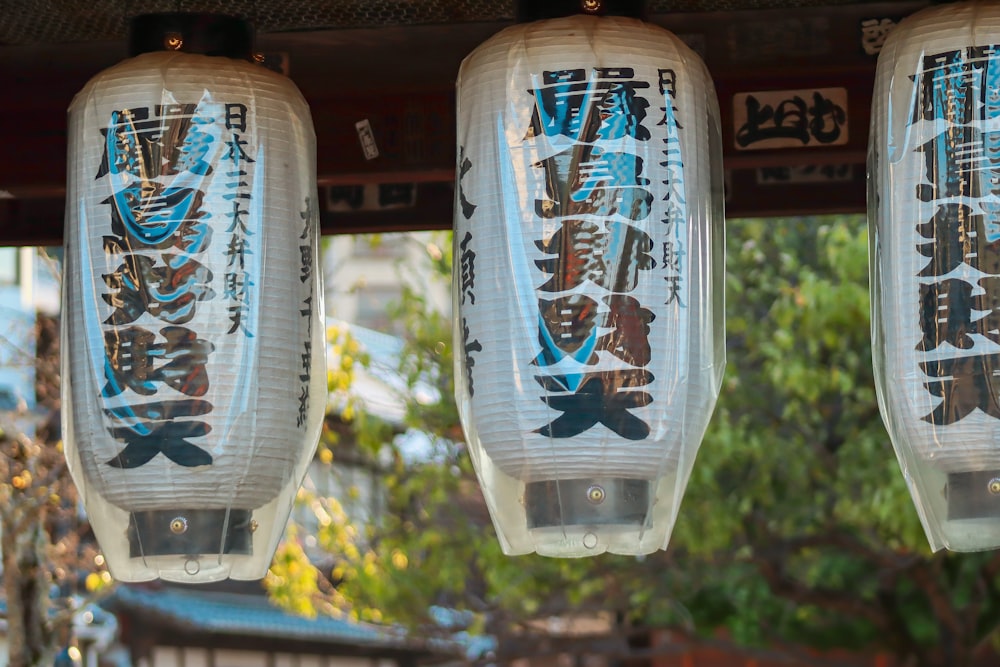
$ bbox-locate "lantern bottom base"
[947,470,1000,520]
[525,478,651,529]
[128,508,254,558]
[896,458,1000,551]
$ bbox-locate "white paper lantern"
[62,14,326,582]
[870,0,1000,551]
[453,13,725,556]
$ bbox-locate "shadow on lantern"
[453,0,726,557]
[870,0,1000,552]
[62,13,325,582]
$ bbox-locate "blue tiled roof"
[106,585,419,650]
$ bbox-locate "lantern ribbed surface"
[454,15,725,556]
[63,50,326,580]
[870,0,1000,551]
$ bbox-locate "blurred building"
[0,247,59,423]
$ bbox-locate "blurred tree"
[269,218,1000,667]
[0,299,106,666]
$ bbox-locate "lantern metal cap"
[516,0,647,22]
[127,509,254,558]
[129,13,254,60]
[525,478,651,529]
[946,470,1000,520]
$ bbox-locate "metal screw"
[586,485,606,504]
[988,478,1000,496]
[169,517,188,534]
[164,33,184,50]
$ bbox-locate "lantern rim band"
[129,13,254,59]
[127,509,254,558]
[525,478,651,529]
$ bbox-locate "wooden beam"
[0,2,931,245]
[0,198,65,248]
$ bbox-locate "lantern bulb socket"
[129,13,255,60]
[170,517,188,534]
[586,485,606,504]
[515,0,645,22]
[164,32,184,50]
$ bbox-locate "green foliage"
[269,221,1000,666]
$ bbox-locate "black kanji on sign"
[101,326,215,398]
[462,317,482,397]
[534,294,602,367]
[915,204,1000,277]
[596,294,655,366]
[102,397,213,471]
[102,254,215,325]
[735,92,847,147]
[297,385,310,428]
[913,48,980,125]
[97,105,216,179]
[664,275,683,306]
[459,231,476,305]
[458,147,478,220]
[106,419,213,468]
[103,216,212,254]
[533,147,653,222]
[224,135,255,166]
[534,219,655,292]
[916,127,984,202]
[917,278,975,350]
[533,369,653,440]
[104,398,213,424]
[227,299,253,336]
[103,184,208,247]
[920,353,1000,424]
[224,103,248,132]
[973,276,1000,343]
[524,68,651,143]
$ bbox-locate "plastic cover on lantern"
[453,15,725,557]
[62,49,326,581]
[869,0,1000,551]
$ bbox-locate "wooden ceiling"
[0,0,927,246]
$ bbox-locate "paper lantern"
[870,0,1000,551]
[62,14,326,581]
[453,11,725,556]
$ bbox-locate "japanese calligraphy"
[534,370,654,440]
[223,103,256,338]
[458,146,478,220]
[102,253,215,325]
[94,101,240,471]
[733,88,849,150]
[659,69,686,305]
[297,197,316,428]
[534,219,655,293]
[525,67,660,439]
[462,318,483,397]
[910,46,1000,425]
[459,231,476,305]
[525,68,651,143]
[860,18,897,56]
